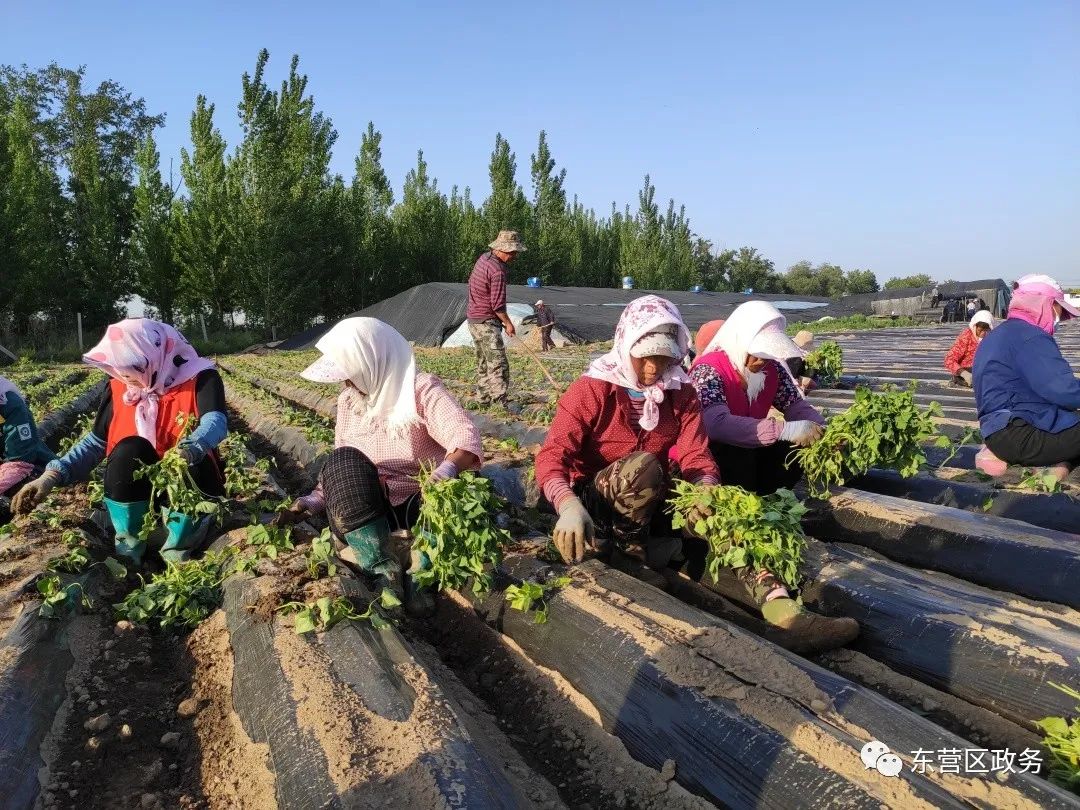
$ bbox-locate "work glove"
[428,459,458,483]
[552,496,594,564]
[12,470,61,515]
[959,370,973,386]
[780,420,824,448]
[274,499,311,527]
[175,443,201,465]
[684,491,714,539]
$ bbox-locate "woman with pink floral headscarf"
[974,275,1080,478]
[14,319,227,564]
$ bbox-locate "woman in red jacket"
[944,310,993,387]
[535,297,858,651]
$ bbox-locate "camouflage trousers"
[468,321,510,405]
[581,451,787,605]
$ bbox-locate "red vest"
[105,379,220,474]
[692,350,779,418]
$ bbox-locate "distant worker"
[930,285,940,308]
[467,230,526,412]
[787,330,817,393]
[966,299,977,320]
[535,299,556,352]
[13,320,228,565]
[0,376,56,513]
[974,275,1080,480]
[944,310,993,387]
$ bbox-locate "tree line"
[0,52,932,347]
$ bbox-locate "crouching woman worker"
[689,301,826,495]
[974,275,1080,478]
[945,310,993,387]
[535,297,856,649]
[13,320,227,564]
[276,318,483,610]
[0,377,57,505]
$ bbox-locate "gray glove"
[12,470,60,515]
[553,497,594,564]
[780,420,824,447]
[959,370,973,386]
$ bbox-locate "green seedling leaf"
[103,557,128,579]
[379,588,402,609]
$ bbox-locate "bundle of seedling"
[793,383,947,498]
[669,482,808,589]
[804,340,843,387]
[412,470,510,597]
[1039,681,1080,794]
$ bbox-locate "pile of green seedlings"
[804,340,843,387]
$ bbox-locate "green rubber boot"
[104,498,150,565]
[343,517,403,602]
[160,510,211,564]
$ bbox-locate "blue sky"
[2,0,1077,284]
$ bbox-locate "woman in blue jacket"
[973,275,1080,474]
[0,376,56,503]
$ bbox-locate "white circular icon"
[875,753,904,777]
[860,740,890,770]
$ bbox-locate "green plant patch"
[277,589,400,634]
[804,340,843,386]
[794,383,945,499]
[669,482,808,590]
[1038,680,1080,793]
[413,471,510,597]
[505,575,571,624]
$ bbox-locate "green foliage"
[114,547,246,629]
[133,421,223,540]
[277,589,400,634]
[786,315,919,335]
[306,528,338,579]
[413,471,510,596]
[804,340,843,386]
[37,575,89,619]
[1038,680,1080,793]
[883,273,934,290]
[1019,469,1063,494]
[505,575,571,624]
[669,482,808,589]
[220,432,272,499]
[246,523,295,560]
[795,384,944,498]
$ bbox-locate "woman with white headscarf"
[688,301,826,495]
[278,318,483,609]
[974,275,1080,477]
[14,319,226,564]
[944,310,993,387]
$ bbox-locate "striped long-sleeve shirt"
[467,252,509,323]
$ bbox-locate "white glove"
[552,497,595,564]
[959,370,973,386]
[12,470,60,514]
[780,420,824,447]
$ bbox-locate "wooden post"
[77,313,83,352]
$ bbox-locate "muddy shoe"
[405,549,436,618]
[608,547,669,591]
[761,598,859,654]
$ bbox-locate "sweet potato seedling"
[804,340,843,387]
[505,575,571,624]
[277,589,400,634]
[1038,680,1080,794]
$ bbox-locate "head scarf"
[83,319,214,446]
[969,310,993,336]
[701,301,805,401]
[584,295,691,431]
[1008,275,1079,335]
[0,376,20,407]
[307,318,420,438]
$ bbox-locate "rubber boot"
[405,548,436,619]
[160,510,211,564]
[104,498,150,566]
[343,517,404,602]
[761,597,860,655]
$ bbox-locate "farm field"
[3,324,1080,808]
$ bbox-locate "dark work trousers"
[709,440,803,496]
[319,446,420,538]
[985,418,1080,468]
[105,436,224,503]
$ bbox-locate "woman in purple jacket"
[688,302,826,494]
[974,275,1080,477]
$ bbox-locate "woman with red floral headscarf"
[14,319,227,564]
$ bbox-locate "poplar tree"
[483,133,530,278]
[130,133,179,322]
[528,130,570,284]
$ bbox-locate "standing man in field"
[468,230,526,411]
[535,299,556,352]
